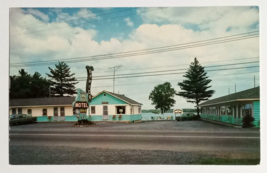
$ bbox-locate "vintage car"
[9,114,37,125]
[175,113,198,121]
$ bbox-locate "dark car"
[176,113,198,121]
[9,114,37,125]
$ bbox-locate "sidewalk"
[200,118,242,128]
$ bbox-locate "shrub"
[242,114,255,128]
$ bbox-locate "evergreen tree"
[46,62,78,97]
[149,82,176,114]
[30,72,50,98]
[176,58,215,117]
[9,69,50,99]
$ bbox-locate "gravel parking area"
[9,145,260,165]
[10,120,259,132]
[9,121,260,165]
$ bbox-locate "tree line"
[10,57,215,118]
[10,62,78,99]
[149,58,215,117]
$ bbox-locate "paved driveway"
[10,120,259,132]
[9,120,260,165]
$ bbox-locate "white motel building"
[9,90,142,122]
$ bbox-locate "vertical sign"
[86,66,94,102]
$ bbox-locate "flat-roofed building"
[198,87,260,127]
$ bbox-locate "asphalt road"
[9,121,260,164]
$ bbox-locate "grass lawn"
[198,158,260,165]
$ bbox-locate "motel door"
[60,107,65,121]
[103,105,108,120]
[54,107,58,121]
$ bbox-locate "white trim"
[92,90,142,106]
[198,98,260,107]
[9,104,72,108]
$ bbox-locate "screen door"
[103,105,108,120]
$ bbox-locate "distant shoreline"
[142,109,197,114]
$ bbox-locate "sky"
[9,7,259,109]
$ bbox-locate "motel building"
[9,90,142,123]
[198,87,260,127]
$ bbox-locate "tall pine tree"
[176,58,215,117]
[47,62,78,97]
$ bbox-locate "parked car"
[9,114,37,125]
[176,113,198,121]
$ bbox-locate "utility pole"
[108,65,122,93]
[235,84,236,93]
[254,75,255,88]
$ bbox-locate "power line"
[10,32,259,67]
[10,31,258,66]
[76,61,259,79]
[76,65,259,81]
[10,8,164,37]
[74,56,259,76]
[114,57,259,72]
[89,71,259,88]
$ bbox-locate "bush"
[242,114,255,128]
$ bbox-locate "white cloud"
[124,17,134,27]
[77,8,97,19]
[137,7,259,32]
[26,9,50,22]
[9,7,259,109]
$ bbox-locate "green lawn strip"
[197,158,260,165]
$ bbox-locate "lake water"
[141,112,198,120]
[141,113,175,120]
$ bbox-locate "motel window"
[220,106,226,115]
[60,107,65,116]
[91,106,95,114]
[27,109,32,115]
[226,106,232,116]
[241,104,252,117]
[12,108,16,115]
[116,106,126,114]
[103,106,108,116]
[215,107,217,115]
[43,109,47,116]
[54,107,58,116]
[18,108,22,114]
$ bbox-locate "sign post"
[72,89,90,121]
[72,66,94,126]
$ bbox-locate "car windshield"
[10,115,18,119]
[18,114,27,118]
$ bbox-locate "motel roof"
[94,90,142,106]
[198,87,260,107]
[9,97,75,107]
[10,90,142,107]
